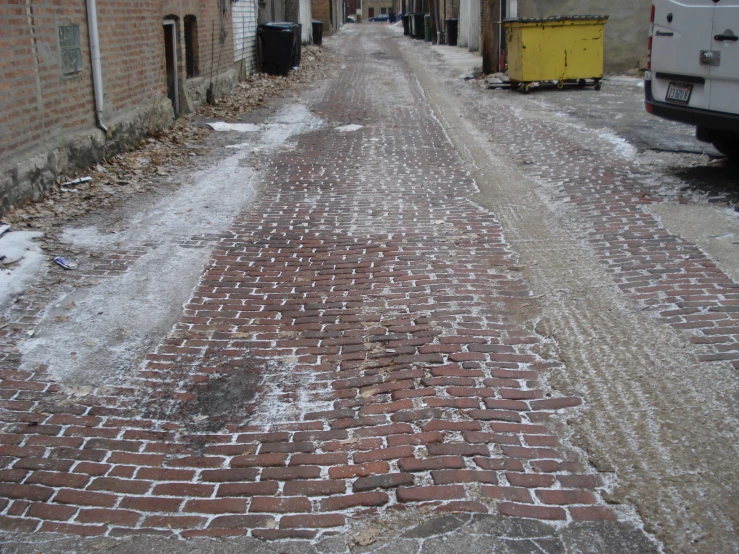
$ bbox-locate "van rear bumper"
[644,80,739,133]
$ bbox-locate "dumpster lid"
[503,15,609,23]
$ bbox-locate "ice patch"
[335,124,364,132]
[596,131,637,159]
[207,122,261,132]
[25,103,326,386]
[0,231,45,312]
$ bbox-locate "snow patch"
[0,231,45,312]
[24,103,325,386]
[207,122,261,132]
[596,130,637,159]
[335,124,364,132]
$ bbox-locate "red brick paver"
[0,29,612,539]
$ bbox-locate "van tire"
[711,131,739,160]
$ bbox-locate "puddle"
[180,357,266,431]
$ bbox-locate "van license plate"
[666,82,693,104]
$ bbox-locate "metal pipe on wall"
[86,0,107,132]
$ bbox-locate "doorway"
[163,18,180,116]
[369,7,374,18]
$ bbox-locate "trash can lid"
[260,21,300,29]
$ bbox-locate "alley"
[1,25,737,553]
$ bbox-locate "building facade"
[0,0,312,215]
[363,0,394,20]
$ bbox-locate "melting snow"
[207,122,261,132]
[0,231,45,312]
[22,104,325,386]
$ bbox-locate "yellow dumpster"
[503,16,608,92]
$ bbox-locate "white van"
[644,0,739,158]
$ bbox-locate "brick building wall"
[363,0,394,20]
[312,0,345,31]
[0,0,238,213]
[1,2,96,164]
[440,0,459,19]
[312,0,332,30]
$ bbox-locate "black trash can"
[258,22,299,76]
[403,13,410,35]
[293,23,302,67]
[312,20,323,45]
[445,18,458,46]
[413,13,425,39]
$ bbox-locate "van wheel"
[711,131,739,160]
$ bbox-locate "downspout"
[86,0,107,132]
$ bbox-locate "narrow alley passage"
[1,25,737,553]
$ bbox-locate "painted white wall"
[468,0,480,51]
[300,0,314,43]
[233,0,259,76]
[507,0,517,17]
[458,0,469,47]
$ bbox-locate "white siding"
[300,0,313,44]
[468,0,479,51]
[458,0,469,47]
[233,0,259,73]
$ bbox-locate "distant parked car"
[369,14,390,22]
[347,15,356,23]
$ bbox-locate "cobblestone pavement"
[0,24,736,553]
[405,30,738,554]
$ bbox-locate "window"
[59,25,82,75]
[184,16,199,77]
[381,7,387,13]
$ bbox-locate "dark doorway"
[369,7,375,18]
[163,18,179,116]
[184,15,199,78]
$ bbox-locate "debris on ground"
[336,124,364,132]
[53,257,78,270]
[206,122,261,132]
[484,72,511,89]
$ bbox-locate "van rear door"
[710,0,739,116]
[651,0,714,111]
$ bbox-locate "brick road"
[1,24,735,551]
